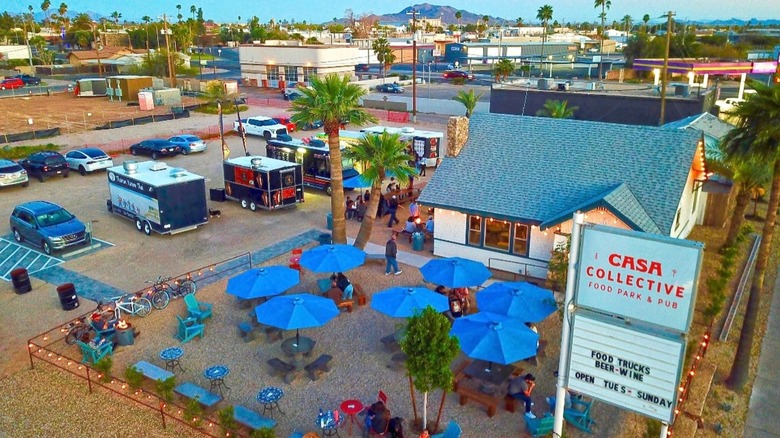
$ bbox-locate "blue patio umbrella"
[450,312,539,365]
[420,257,492,288]
[343,174,375,189]
[299,244,366,273]
[371,286,449,318]
[255,293,339,344]
[226,266,300,300]
[476,282,557,323]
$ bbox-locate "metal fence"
[26,252,258,437]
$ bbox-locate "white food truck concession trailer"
[106,161,209,235]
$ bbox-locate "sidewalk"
[745,265,780,437]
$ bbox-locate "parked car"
[1,78,24,90]
[129,139,182,160]
[9,201,89,255]
[64,147,114,175]
[18,151,70,182]
[14,74,41,85]
[355,63,370,72]
[376,83,405,93]
[299,120,324,131]
[233,116,288,140]
[283,88,304,101]
[273,116,297,133]
[167,135,207,155]
[0,159,29,188]
[442,70,475,81]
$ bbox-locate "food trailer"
[223,156,304,211]
[266,137,359,196]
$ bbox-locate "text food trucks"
[223,156,304,211]
[266,137,359,196]
[360,126,443,167]
[106,161,208,236]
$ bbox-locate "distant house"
[417,114,706,281]
[66,47,147,66]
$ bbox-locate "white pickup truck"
[234,116,289,140]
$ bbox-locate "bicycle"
[146,275,198,310]
[62,301,113,344]
[108,292,153,319]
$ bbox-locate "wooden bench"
[267,358,297,383]
[353,283,367,306]
[238,321,261,342]
[233,405,277,431]
[380,334,401,353]
[304,354,333,381]
[456,384,500,417]
[174,382,222,410]
[338,300,354,313]
[133,360,174,381]
[452,359,472,391]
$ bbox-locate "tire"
[12,229,22,243]
[151,288,171,310]
[42,241,52,255]
[263,131,271,141]
[21,181,28,187]
[142,221,152,236]
[131,148,138,156]
[63,170,69,178]
[325,184,332,196]
[79,166,86,176]
[181,148,189,155]
[106,202,113,213]
[135,297,152,317]
[240,199,249,209]
[38,174,45,182]
[179,280,197,296]
[135,218,143,232]
[249,201,258,212]
[151,152,159,160]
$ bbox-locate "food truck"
[265,137,359,196]
[223,156,304,211]
[106,161,208,235]
[360,126,443,167]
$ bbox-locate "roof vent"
[250,158,264,169]
[149,162,168,171]
[122,160,138,174]
[169,168,187,178]
[401,127,415,133]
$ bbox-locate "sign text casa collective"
[575,225,703,333]
[567,314,685,423]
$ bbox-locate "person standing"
[508,373,537,418]
[385,233,402,276]
[387,195,400,228]
[417,154,427,177]
[409,200,420,219]
[363,190,371,203]
[356,198,367,221]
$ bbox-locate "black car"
[18,151,69,182]
[14,74,41,85]
[129,139,182,160]
[376,83,405,93]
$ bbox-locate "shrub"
[123,365,144,390]
[94,356,113,383]
[0,143,59,160]
[155,376,176,402]
[217,406,238,435]
[184,397,204,428]
[194,104,249,115]
[452,77,466,85]
[250,427,277,438]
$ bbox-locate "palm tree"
[110,11,122,28]
[141,15,151,50]
[536,99,578,118]
[492,58,515,82]
[344,132,415,249]
[372,37,392,77]
[190,5,196,20]
[722,80,780,391]
[622,15,632,33]
[455,10,462,34]
[289,74,378,244]
[536,4,553,73]
[57,2,68,28]
[594,0,611,80]
[41,0,51,28]
[516,17,524,27]
[176,4,182,22]
[642,14,650,33]
[453,89,485,118]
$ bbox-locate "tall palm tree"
[536,4,553,72]
[622,15,632,33]
[536,99,578,118]
[141,15,151,50]
[289,74,378,244]
[190,5,196,20]
[642,13,650,32]
[176,4,182,22]
[110,11,121,28]
[344,132,415,249]
[594,0,611,80]
[41,0,51,28]
[57,2,68,28]
[453,89,485,118]
[722,80,780,390]
[455,10,462,35]
[372,37,392,77]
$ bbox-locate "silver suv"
[10,201,89,255]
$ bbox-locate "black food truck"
[223,156,304,211]
[106,161,208,236]
[265,137,360,196]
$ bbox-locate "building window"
[285,67,298,83]
[267,66,279,80]
[468,215,481,245]
[484,218,510,251]
[302,67,316,82]
[513,224,529,256]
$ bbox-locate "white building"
[418,114,706,281]
[238,43,362,88]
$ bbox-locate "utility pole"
[658,11,674,126]
[92,24,102,77]
[408,8,418,123]
[23,19,34,69]
[162,14,177,87]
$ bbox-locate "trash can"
[318,233,332,245]
[57,283,80,311]
[412,232,425,251]
[326,212,333,230]
[116,322,135,346]
[10,268,32,294]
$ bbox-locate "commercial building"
[238,43,362,88]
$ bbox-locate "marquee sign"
[567,312,685,423]
[575,225,703,333]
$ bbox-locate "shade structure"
[450,312,539,365]
[342,174,375,189]
[371,286,449,318]
[299,244,366,273]
[255,293,340,344]
[476,281,557,323]
[420,257,492,288]
[226,266,300,300]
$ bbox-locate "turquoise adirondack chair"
[564,398,596,434]
[525,413,555,438]
[184,294,213,323]
[176,315,205,343]
[76,339,113,364]
[431,420,461,438]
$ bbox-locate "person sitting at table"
[326,280,343,303]
[508,373,537,418]
[335,272,354,301]
[368,402,391,435]
[452,287,471,314]
[403,217,417,242]
[345,196,355,219]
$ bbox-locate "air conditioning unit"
[537,79,551,90]
[674,84,690,97]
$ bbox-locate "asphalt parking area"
[0,236,113,281]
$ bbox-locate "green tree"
[40,0,51,28]
[722,80,780,390]
[536,4,553,72]
[305,36,322,45]
[516,17,523,27]
[176,4,182,22]
[536,99,578,118]
[57,2,68,27]
[642,13,650,32]
[343,132,415,249]
[70,12,92,30]
[594,0,611,79]
[492,58,515,82]
[455,10,462,31]
[452,89,484,117]
[400,306,460,432]
[190,5,196,20]
[622,15,632,32]
[372,37,392,77]
[289,74,377,244]
[110,11,121,28]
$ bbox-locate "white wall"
[670,168,705,239]
[239,44,361,85]
[0,45,31,60]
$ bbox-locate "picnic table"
[281,336,316,368]
[464,360,514,393]
[204,365,230,397]
[382,182,427,205]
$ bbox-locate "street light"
[548,55,553,78]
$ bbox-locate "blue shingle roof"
[417,113,701,235]
[663,112,734,162]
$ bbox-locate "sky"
[3,0,777,24]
